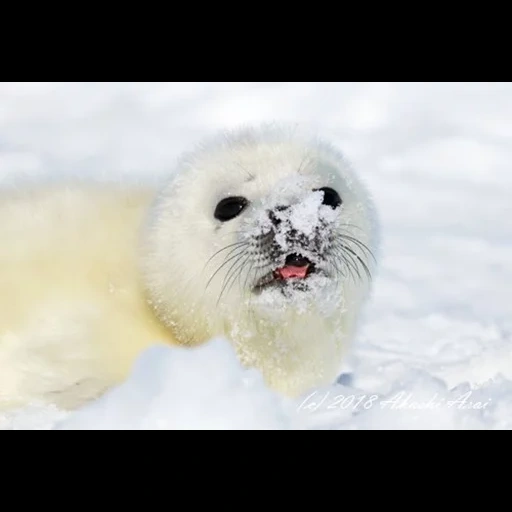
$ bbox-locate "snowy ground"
[1,82,511,430]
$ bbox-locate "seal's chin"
[253,253,320,294]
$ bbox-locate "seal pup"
[0,124,379,411]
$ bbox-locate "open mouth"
[254,253,317,292]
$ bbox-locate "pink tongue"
[277,265,309,280]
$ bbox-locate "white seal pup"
[0,124,379,412]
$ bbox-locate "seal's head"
[141,124,379,396]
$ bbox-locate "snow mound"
[53,339,294,430]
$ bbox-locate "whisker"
[217,252,251,306]
[337,223,363,233]
[240,259,257,322]
[226,256,252,301]
[219,249,249,291]
[204,241,249,268]
[332,244,360,282]
[339,241,372,281]
[329,246,353,282]
[326,251,347,282]
[336,233,377,264]
[334,241,372,282]
[206,247,249,290]
[243,258,258,294]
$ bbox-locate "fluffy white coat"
[0,124,379,411]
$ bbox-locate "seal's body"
[0,185,170,410]
[0,125,379,411]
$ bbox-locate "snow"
[54,340,294,431]
[1,82,511,430]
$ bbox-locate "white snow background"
[0,82,511,430]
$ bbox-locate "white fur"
[0,124,379,411]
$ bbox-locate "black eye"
[315,187,342,209]
[214,196,249,222]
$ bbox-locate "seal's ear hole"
[214,197,249,222]
[315,187,342,209]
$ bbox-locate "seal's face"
[203,149,375,308]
